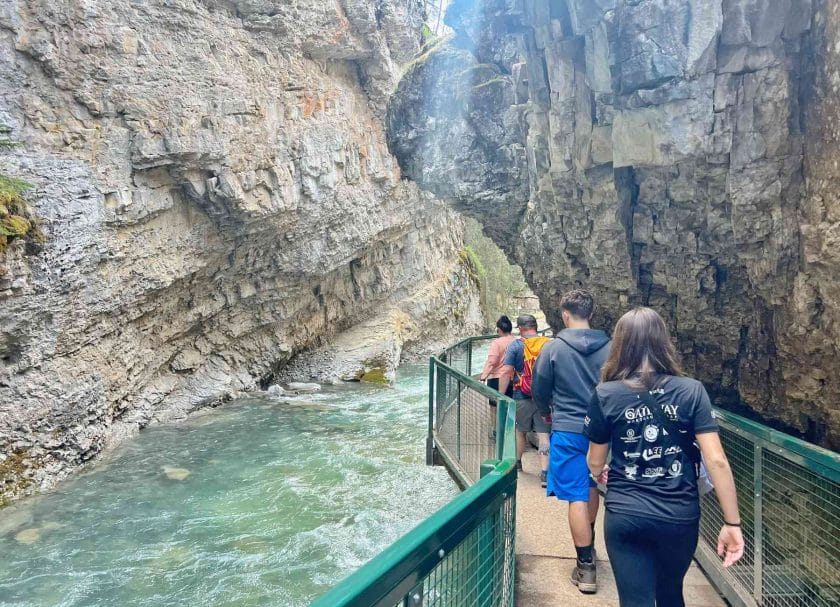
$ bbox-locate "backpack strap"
[637,379,702,469]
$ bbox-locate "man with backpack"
[532,290,611,595]
[498,314,551,485]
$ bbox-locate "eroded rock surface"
[0,0,481,504]
[389,0,840,448]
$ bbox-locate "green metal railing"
[696,409,840,607]
[312,336,517,607]
[313,333,839,607]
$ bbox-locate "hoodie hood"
[556,328,610,355]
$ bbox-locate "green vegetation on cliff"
[0,173,45,254]
[463,218,530,330]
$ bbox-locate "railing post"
[496,400,505,462]
[466,338,473,376]
[753,443,763,603]
[427,358,436,466]
[456,378,462,460]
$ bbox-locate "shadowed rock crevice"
[388,0,840,448]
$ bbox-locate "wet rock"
[15,528,41,545]
[285,382,322,393]
[266,385,286,397]
[0,506,33,536]
[162,466,192,481]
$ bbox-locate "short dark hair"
[560,290,595,320]
[515,314,538,329]
[496,315,513,333]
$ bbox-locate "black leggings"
[605,510,699,607]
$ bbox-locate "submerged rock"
[0,506,33,536]
[15,528,40,545]
[162,467,192,481]
[273,399,335,412]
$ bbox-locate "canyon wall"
[0,0,482,504]
[389,0,840,448]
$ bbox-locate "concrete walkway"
[515,450,727,607]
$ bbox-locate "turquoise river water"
[0,362,458,607]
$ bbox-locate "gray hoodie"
[532,329,611,433]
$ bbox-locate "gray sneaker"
[571,560,597,594]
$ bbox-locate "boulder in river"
[266,384,286,397]
[162,466,192,481]
[285,382,321,393]
[15,528,41,545]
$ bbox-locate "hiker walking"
[498,314,551,482]
[532,290,611,594]
[479,315,516,395]
[585,307,744,607]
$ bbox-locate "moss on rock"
[359,367,389,384]
[0,173,45,255]
[0,450,35,508]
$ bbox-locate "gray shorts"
[515,398,551,433]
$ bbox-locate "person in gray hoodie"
[532,290,611,594]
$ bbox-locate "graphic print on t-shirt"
[584,375,719,523]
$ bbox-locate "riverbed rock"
[14,528,41,545]
[162,467,192,481]
[0,505,33,535]
[389,0,840,449]
[0,1,482,505]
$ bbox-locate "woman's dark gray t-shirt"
[584,376,718,523]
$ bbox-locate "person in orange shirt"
[479,315,516,438]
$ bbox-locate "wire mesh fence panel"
[410,492,516,607]
[432,361,501,485]
[441,339,472,377]
[697,413,840,607]
[759,449,839,606]
[700,426,757,593]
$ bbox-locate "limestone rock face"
[389,0,840,448]
[0,0,481,504]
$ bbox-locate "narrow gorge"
[0,0,483,505]
[2,0,839,509]
[389,0,840,450]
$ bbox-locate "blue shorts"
[547,431,596,502]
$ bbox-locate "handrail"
[714,408,840,482]
[310,458,517,607]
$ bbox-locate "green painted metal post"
[456,378,462,460]
[427,358,436,466]
[478,459,499,607]
[496,400,505,462]
[753,443,763,603]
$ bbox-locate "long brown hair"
[601,307,684,388]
